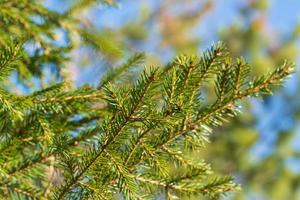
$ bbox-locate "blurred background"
[21,0,300,199]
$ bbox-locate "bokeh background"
[22,0,300,199]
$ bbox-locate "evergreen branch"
[164,42,227,107]
[6,186,38,199]
[7,155,50,176]
[33,91,103,103]
[99,52,146,88]
[162,146,211,172]
[0,30,295,200]
[79,29,123,60]
[135,175,235,195]
[124,126,153,166]
[7,124,101,178]
[233,58,250,96]
[0,89,24,119]
[167,61,294,144]
[214,60,234,102]
[78,181,111,200]
[32,82,67,97]
[130,60,294,172]
[0,175,40,199]
[104,150,141,200]
[0,39,22,73]
[54,68,157,199]
[241,60,294,97]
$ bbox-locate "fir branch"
[241,60,294,97]
[233,57,250,96]
[124,126,153,166]
[99,52,146,88]
[7,154,50,177]
[135,176,234,194]
[168,60,294,144]
[33,91,103,103]
[77,181,111,200]
[104,150,141,200]
[0,35,295,200]
[54,68,158,199]
[0,39,23,74]
[6,186,38,199]
[129,56,295,177]
[162,146,211,172]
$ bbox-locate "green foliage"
[0,37,294,199]
[90,1,300,199]
[0,1,295,200]
[0,0,123,85]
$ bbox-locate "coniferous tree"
[0,1,295,200]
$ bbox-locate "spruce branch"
[121,46,294,199]
[0,36,294,199]
[54,68,158,199]
[99,52,146,88]
[0,39,23,75]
